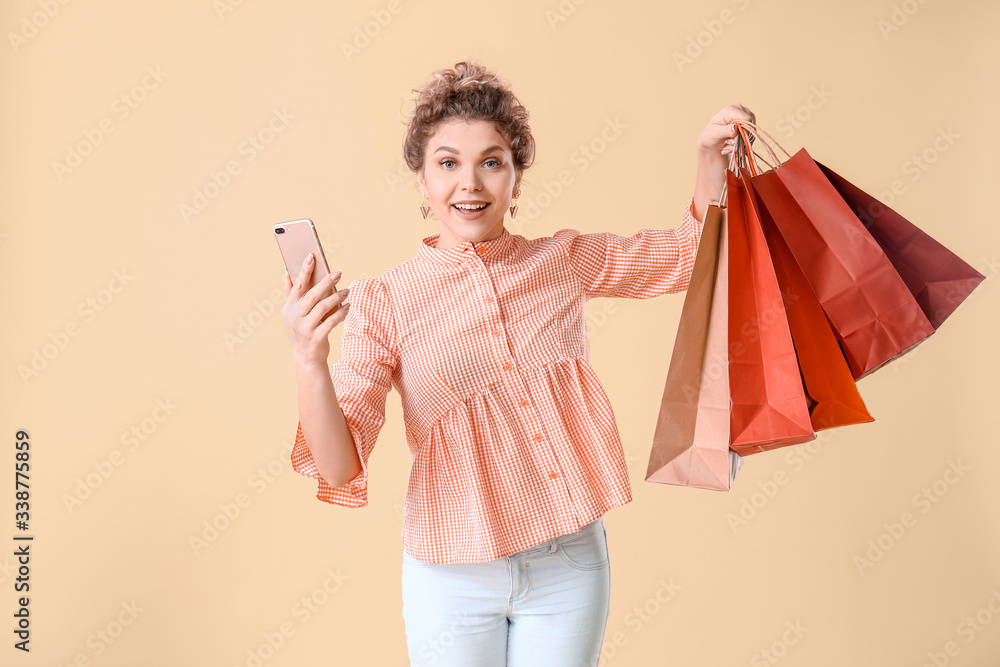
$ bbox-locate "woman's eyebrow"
[432,145,505,155]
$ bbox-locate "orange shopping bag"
[727,166,815,455]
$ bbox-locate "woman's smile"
[452,200,491,220]
[417,118,520,250]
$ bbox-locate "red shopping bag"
[817,162,985,330]
[647,203,744,490]
[728,168,816,455]
[756,193,874,432]
[748,145,935,379]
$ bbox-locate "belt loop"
[548,539,558,554]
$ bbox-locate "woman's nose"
[461,167,482,190]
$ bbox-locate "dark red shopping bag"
[728,168,816,455]
[817,162,985,330]
[748,144,935,380]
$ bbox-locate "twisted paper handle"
[715,121,792,206]
[734,120,792,167]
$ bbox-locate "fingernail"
[305,253,314,263]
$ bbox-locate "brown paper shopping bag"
[646,203,744,490]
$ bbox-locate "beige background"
[2,0,999,665]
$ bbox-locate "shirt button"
[503,362,513,371]
[485,295,494,302]
[492,328,502,337]
[533,433,544,441]
[519,399,529,407]
[476,245,487,253]
[548,471,559,479]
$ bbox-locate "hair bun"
[402,61,535,175]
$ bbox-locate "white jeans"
[400,517,611,667]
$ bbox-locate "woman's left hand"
[698,103,756,157]
[690,104,756,223]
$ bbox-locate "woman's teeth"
[454,203,488,210]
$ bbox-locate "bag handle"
[733,121,793,163]
[716,148,737,207]
[716,120,791,205]
[734,124,759,176]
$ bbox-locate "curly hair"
[402,61,535,174]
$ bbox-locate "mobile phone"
[274,218,335,296]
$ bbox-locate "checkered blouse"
[291,200,702,564]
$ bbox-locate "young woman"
[281,61,753,666]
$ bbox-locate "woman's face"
[417,118,521,251]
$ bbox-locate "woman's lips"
[452,203,490,219]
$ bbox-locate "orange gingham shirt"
[291,199,702,564]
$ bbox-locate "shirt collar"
[416,225,515,265]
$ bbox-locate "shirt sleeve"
[563,197,702,299]
[290,277,398,508]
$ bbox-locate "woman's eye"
[484,158,501,168]
[441,159,456,168]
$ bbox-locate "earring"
[419,195,431,219]
[509,189,520,219]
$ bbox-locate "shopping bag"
[817,162,985,330]
[728,168,816,455]
[646,203,744,490]
[757,192,874,432]
[745,134,935,379]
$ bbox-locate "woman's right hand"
[281,253,350,367]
